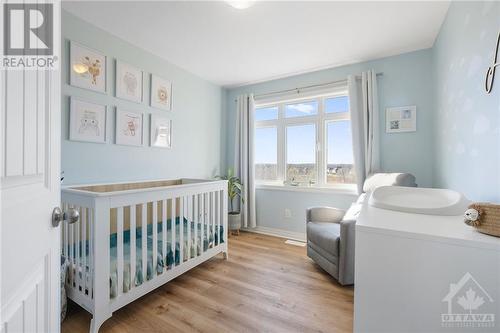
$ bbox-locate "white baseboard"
[242,226,306,242]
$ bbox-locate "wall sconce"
[485,32,499,94]
[72,62,89,74]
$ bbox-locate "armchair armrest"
[338,218,356,285]
[306,207,346,223]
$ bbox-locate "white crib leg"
[222,243,229,260]
[89,312,111,333]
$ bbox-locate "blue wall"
[433,1,500,202]
[62,11,223,185]
[224,50,435,234]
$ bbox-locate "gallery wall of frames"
[68,41,173,149]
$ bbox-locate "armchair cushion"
[307,222,340,262]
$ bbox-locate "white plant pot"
[228,213,242,231]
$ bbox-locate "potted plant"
[216,169,244,234]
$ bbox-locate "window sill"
[255,183,359,195]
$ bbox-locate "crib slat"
[152,201,158,278]
[162,200,167,270]
[141,203,147,282]
[211,192,215,248]
[194,195,198,257]
[130,205,136,290]
[117,207,124,297]
[186,195,189,260]
[219,190,223,246]
[69,205,74,286]
[202,193,206,253]
[89,208,94,299]
[179,197,184,263]
[81,207,87,294]
[171,198,176,266]
[76,206,81,292]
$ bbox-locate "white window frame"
[254,87,355,190]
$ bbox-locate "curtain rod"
[234,72,383,102]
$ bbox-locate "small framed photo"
[150,75,172,111]
[116,61,143,103]
[115,109,144,146]
[69,98,107,143]
[386,106,417,133]
[150,114,172,148]
[70,41,106,93]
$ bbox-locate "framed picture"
[69,98,107,143]
[116,61,143,103]
[115,109,144,146]
[386,106,417,133]
[150,75,172,111]
[150,114,172,148]
[70,41,106,93]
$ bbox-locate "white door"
[1,2,61,332]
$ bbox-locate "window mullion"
[278,104,285,184]
[317,97,325,187]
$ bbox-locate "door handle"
[52,207,80,227]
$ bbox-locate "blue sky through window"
[325,96,349,113]
[327,121,353,164]
[255,127,277,163]
[287,124,316,164]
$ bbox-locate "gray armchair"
[306,206,357,285]
[306,173,417,285]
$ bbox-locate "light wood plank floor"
[62,232,354,333]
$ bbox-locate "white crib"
[61,178,228,333]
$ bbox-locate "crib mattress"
[65,217,224,298]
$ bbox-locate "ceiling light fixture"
[226,1,255,10]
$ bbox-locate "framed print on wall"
[70,41,106,93]
[150,75,172,111]
[69,98,107,143]
[115,109,144,146]
[116,61,143,103]
[386,106,417,133]
[150,114,172,148]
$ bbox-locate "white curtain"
[348,70,381,194]
[234,94,256,228]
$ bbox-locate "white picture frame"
[150,114,172,148]
[150,75,172,111]
[70,41,107,93]
[115,109,144,146]
[69,98,107,143]
[116,61,143,103]
[386,106,417,133]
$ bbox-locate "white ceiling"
[62,1,450,88]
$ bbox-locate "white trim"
[243,226,306,242]
[256,183,358,195]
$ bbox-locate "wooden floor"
[62,232,354,333]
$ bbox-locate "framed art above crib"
[115,109,144,146]
[151,75,172,111]
[70,41,107,93]
[116,61,143,103]
[150,114,172,148]
[69,98,107,143]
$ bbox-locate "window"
[287,124,316,184]
[255,127,278,181]
[254,90,355,188]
